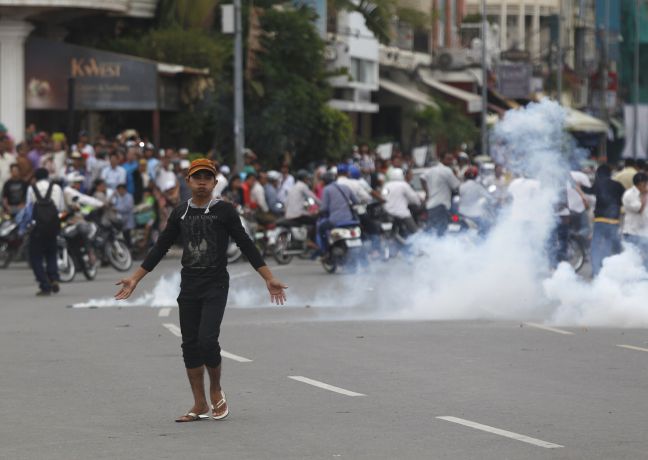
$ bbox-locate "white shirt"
[26,179,65,212]
[337,176,372,204]
[567,170,592,213]
[383,180,421,219]
[251,181,268,212]
[278,174,295,203]
[155,169,177,192]
[63,186,105,210]
[507,177,542,222]
[423,163,460,210]
[459,180,494,218]
[622,186,648,237]
[284,181,319,219]
[212,173,229,198]
[101,165,127,190]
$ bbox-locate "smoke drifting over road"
[74,99,648,327]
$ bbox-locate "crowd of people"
[2,120,648,293]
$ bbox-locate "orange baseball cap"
[188,158,217,177]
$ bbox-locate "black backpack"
[32,183,60,237]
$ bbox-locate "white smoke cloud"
[73,99,648,328]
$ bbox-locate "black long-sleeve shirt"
[581,178,625,220]
[141,200,265,282]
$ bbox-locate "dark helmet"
[322,172,336,185]
[296,169,310,182]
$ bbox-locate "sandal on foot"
[175,411,209,423]
[211,391,229,420]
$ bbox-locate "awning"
[565,108,607,134]
[417,69,482,114]
[379,78,439,109]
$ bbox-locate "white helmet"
[66,172,85,184]
[387,168,405,182]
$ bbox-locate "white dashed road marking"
[617,344,648,353]
[158,308,171,317]
[288,376,365,397]
[162,323,253,362]
[524,322,574,335]
[437,416,564,449]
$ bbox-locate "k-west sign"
[25,38,157,110]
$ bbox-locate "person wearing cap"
[114,158,287,423]
[63,171,104,212]
[263,170,283,216]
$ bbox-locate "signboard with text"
[497,63,532,99]
[25,38,157,111]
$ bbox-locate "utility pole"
[600,0,610,159]
[234,0,245,172]
[481,0,489,155]
[633,0,640,159]
[557,1,563,104]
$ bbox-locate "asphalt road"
[1,256,647,459]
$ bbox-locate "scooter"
[0,214,25,268]
[321,222,363,274]
[59,211,99,281]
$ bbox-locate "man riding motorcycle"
[317,172,358,255]
[382,168,421,238]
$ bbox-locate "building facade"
[0,0,158,142]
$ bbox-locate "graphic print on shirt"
[181,213,220,268]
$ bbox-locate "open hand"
[266,278,288,305]
[115,277,138,301]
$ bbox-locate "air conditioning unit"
[435,49,479,70]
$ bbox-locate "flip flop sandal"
[175,411,210,423]
[211,391,229,420]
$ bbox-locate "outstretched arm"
[115,266,149,300]
[257,265,288,305]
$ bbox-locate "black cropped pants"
[177,274,229,369]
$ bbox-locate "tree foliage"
[412,101,479,151]
[245,5,352,166]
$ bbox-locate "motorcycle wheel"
[567,236,585,273]
[82,259,98,280]
[106,240,133,272]
[227,242,242,264]
[273,232,293,265]
[58,248,76,282]
[0,240,12,268]
[321,256,337,274]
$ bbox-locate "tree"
[245,5,352,166]
[412,102,479,151]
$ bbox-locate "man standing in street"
[26,168,65,296]
[421,152,460,236]
[580,164,625,276]
[114,159,287,423]
[622,173,648,267]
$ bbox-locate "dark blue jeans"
[29,235,59,292]
[591,222,621,277]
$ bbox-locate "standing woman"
[115,159,287,422]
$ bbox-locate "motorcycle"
[0,214,25,268]
[59,211,99,281]
[321,223,363,274]
[273,221,312,264]
[57,234,75,282]
[89,210,132,272]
